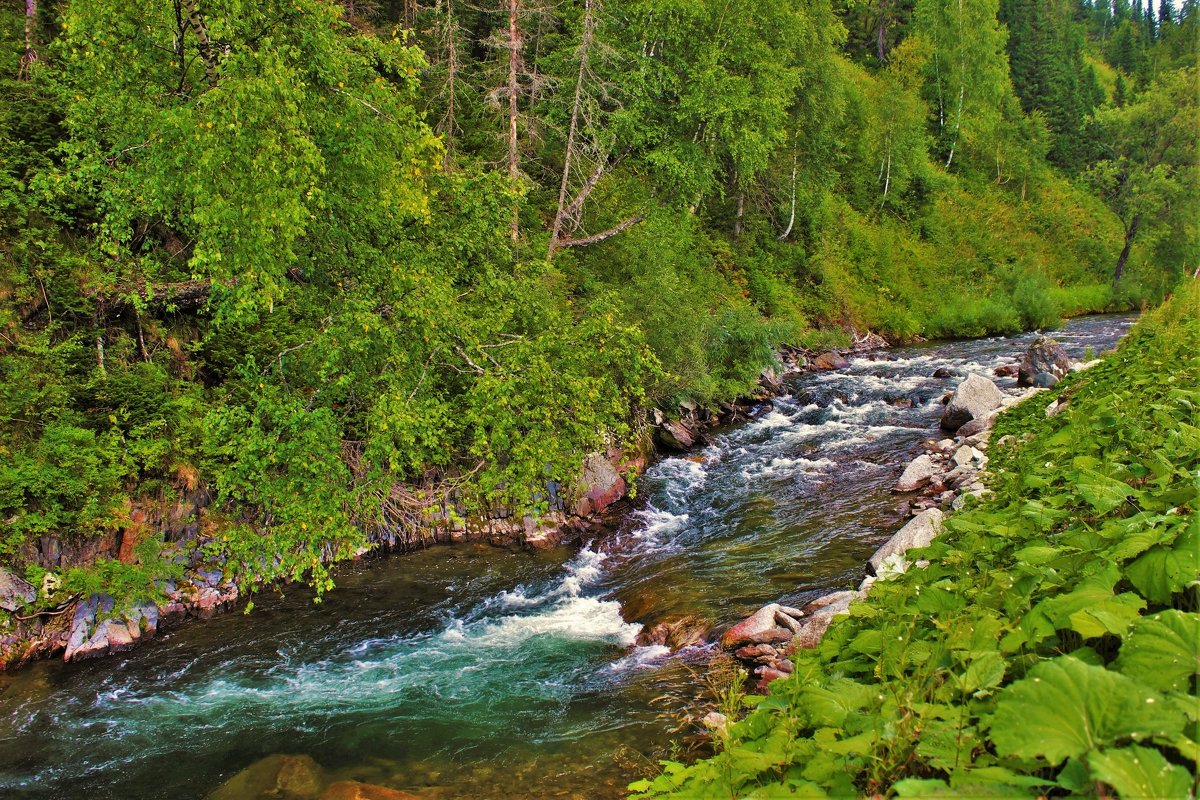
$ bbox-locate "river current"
[0,315,1133,799]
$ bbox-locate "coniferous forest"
[0,0,1198,797]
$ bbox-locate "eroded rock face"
[1018,336,1070,387]
[657,419,697,451]
[0,568,36,612]
[574,451,626,518]
[940,374,1003,432]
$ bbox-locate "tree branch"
[557,214,644,248]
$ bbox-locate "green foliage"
[0,0,1191,608]
[635,282,1200,798]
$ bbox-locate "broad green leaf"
[1031,568,1145,638]
[989,656,1184,766]
[1074,469,1139,514]
[960,651,1006,695]
[1115,610,1200,693]
[1089,746,1194,800]
[1126,520,1200,604]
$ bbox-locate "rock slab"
[940,374,1004,432]
[0,568,36,612]
[894,454,938,492]
[868,508,945,576]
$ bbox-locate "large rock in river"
[721,603,793,649]
[1018,336,1070,387]
[208,754,327,800]
[940,374,1003,432]
[894,454,938,492]
[811,352,850,371]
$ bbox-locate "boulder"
[657,419,696,451]
[940,374,1004,432]
[786,591,858,651]
[576,451,626,517]
[754,665,791,692]
[811,352,850,371]
[759,367,785,394]
[867,508,944,577]
[0,567,36,612]
[720,603,791,649]
[733,644,778,662]
[993,364,1020,378]
[636,615,710,651]
[955,412,998,438]
[1018,337,1070,387]
[208,754,326,800]
[894,454,938,492]
[1033,371,1060,388]
[951,446,985,469]
[931,367,954,379]
[64,595,116,662]
[320,782,421,800]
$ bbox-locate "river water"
[0,315,1133,799]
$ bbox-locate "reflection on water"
[0,315,1133,799]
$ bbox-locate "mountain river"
[0,315,1134,799]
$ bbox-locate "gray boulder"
[940,374,1004,432]
[894,454,938,492]
[868,508,945,576]
[1033,371,1060,388]
[0,567,36,612]
[1018,337,1070,387]
[956,412,998,438]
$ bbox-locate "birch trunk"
[507,0,522,242]
[549,0,595,258]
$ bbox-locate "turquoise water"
[0,315,1133,799]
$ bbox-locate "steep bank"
[635,283,1199,798]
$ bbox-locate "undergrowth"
[633,280,1200,798]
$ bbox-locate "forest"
[0,0,1197,621]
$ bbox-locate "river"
[0,315,1133,799]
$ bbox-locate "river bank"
[0,314,1136,799]
[633,287,1197,799]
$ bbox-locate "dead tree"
[505,0,523,241]
[18,0,36,79]
[547,0,643,257]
